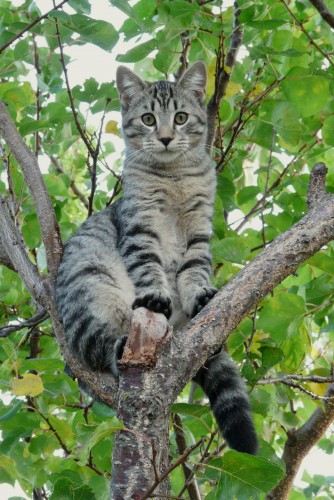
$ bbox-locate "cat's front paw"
[133,292,172,319]
[191,286,218,317]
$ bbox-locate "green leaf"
[205,451,285,499]
[44,174,69,198]
[211,238,250,264]
[322,115,334,146]
[282,67,330,117]
[248,19,288,30]
[307,253,334,276]
[257,293,306,341]
[0,401,23,421]
[65,14,118,52]
[117,39,156,63]
[68,0,91,14]
[50,476,96,500]
[75,419,124,465]
[171,403,211,418]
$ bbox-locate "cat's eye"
[142,113,156,126]
[174,112,188,125]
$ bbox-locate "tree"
[0,0,334,498]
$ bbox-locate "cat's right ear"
[116,66,146,108]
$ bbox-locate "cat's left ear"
[177,61,207,102]
[116,66,147,108]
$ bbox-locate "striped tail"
[194,350,258,455]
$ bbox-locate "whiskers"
[124,147,153,169]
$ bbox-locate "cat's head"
[116,62,208,165]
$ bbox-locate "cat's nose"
[159,137,173,147]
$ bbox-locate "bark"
[267,384,334,500]
[309,0,334,29]
[0,196,47,307]
[111,309,171,498]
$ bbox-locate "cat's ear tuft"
[116,66,146,107]
[177,61,207,102]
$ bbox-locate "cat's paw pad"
[191,286,218,317]
[133,292,172,319]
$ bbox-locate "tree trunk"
[111,367,170,499]
[111,308,171,498]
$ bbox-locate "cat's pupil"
[174,112,188,125]
[142,113,156,126]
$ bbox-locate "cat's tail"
[193,349,258,455]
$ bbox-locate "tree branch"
[267,383,334,500]
[0,197,48,308]
[281,0,334,69]
[113,162,334,494]
[258,374,334,386]
[0,307,48,338]
[309,0,334,29]
[207,1,243,148]
[0,233,15,270]
[0,0,70,54]
[0,101,62,285]
[172,413,202,500]
[121,162,334,413]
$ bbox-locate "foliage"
[0,0,333,498]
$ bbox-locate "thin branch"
[142,438,204,499]
[172,413,202,500]
[258,374,334,385]
[0,101,62,286]
[281,0,334,69]
[0,0,70,54]
[50,156,89,209]
[309,0,334,28]
[0,308,48,338]
[0,197,48,307]
[207,1,243,148]
[52,14,95,157]
[267,383,334,500]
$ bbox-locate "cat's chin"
[154,149,182,164]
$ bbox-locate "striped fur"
[56,62,258,455]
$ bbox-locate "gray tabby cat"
[56,62,258,455]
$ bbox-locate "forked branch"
[267,383,334,500]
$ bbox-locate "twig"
[258,374,334,385]
[267,384,334,500]
[207,1,244,148]
[172,414,202,500]
[52,14,95,157]
[281,0,334,69]
[142,438,204,499]
[234,139,318,232]
[309,0,334,28]
[260,128,275,247]
[0,308,48,338]
[50,156,89,209]
[0,0,70,54]
[178,430,220,498]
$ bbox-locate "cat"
[55,61,258,455]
